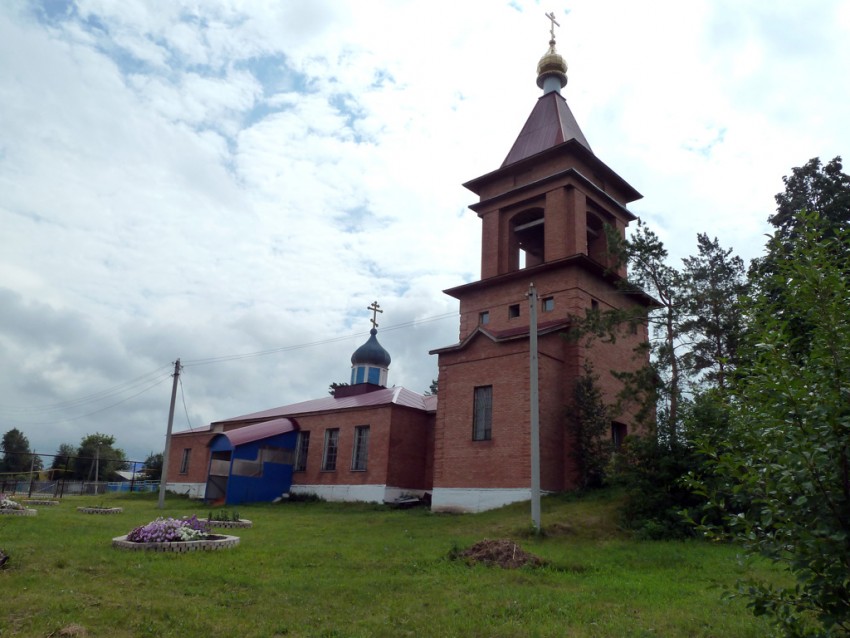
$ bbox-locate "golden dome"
[536,39,567,90]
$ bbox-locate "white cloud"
[1,0,848,460]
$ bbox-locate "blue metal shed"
[204,418,299,505]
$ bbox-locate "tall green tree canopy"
[144,452,164,481]
[1,428,40,474]
[50,443,77,473]
[695,213,850,636]
[770,156,850,239]
[74,433,128,481]
[680,233,747,393]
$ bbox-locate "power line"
[181,312,456,367]
[0,311,457,421]
[0,364,173,414]
[179,376,192,429]
[3,372,174,425]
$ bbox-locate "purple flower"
[126,516,211,543]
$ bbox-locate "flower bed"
[112,515,239,552]
[0,508,37,517]
[78,506,123,514]
[0,495,37,516]
[112,534,239,552]
[23,499,59,506]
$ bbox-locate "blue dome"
[351,328,391,367]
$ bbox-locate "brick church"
[165,26,651,512]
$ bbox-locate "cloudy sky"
[1,0,848,464]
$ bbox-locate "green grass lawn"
[0,490,776,637]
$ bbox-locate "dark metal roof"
[502,92,591,167]
[213,417,298,448]
[215,386,435,425]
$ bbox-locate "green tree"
[144,452,164,481]
[74,433,128,481]
[425,379,438,396]
[695,214,850,636]
[50,443,77,478]
[328,382,349,397]
[608,219,689,443]
[770,156,850,240]
[680,234,747,393]
[568,361,614,489]
[1,428,39,475]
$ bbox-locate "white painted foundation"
[430,487,533,513]
[165,482,205,499]
[290,484,427,504]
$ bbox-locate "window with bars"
[351,425,370,471]
[473,385,493,441]
[322,429,339,471]
[294,431,310,472]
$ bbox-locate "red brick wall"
[290,407,391,487]
[166,429,214,485]
[434,336,534,489]
[386,407,434,490]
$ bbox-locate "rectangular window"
[473,386,493,441]
[479,311,490,325]
[179,448,191,474]
[542,296,554,312]
[612,422,627,450]
[508,304,520,319]
[591,299,599,311]
[322,429,339,471]
[294,431,310,472]
[351,425,370,471]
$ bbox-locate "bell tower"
[430,17,652,513]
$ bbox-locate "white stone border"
[205,518,252,529]
[0,508,37,516]
[77,506,123,514]
[23,499,59,506]
[112,534,240,552]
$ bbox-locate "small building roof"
[214,417,299,448]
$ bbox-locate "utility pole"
[28,451,36,498]
[528,283,541,532]
[94,444,100,495]
[157,358,181,510]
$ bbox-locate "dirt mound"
[459,539,545,569]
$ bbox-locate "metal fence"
[0,478,159,498]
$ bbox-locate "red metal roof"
[215,417,298,447]
[502,92,590,167]
[215,386,435,426]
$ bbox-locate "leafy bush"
[207,510,241,522]
[693,214,850,636]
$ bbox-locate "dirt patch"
[458,539,545,569]
[48,625,87,637]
